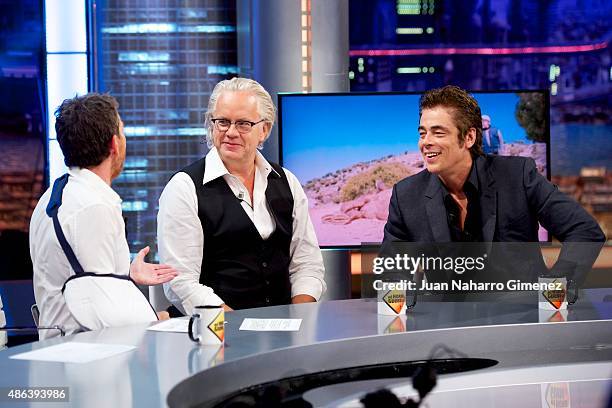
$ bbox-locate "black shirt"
[441,163,483,242]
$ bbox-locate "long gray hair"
[204,77,276,149]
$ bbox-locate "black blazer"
[383,155,605,283]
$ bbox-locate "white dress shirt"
[158,147,326,314]
[30,168,130,339]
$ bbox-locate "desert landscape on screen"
[304,143,547,246]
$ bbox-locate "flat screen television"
[279,91,550,248]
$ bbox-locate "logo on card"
[383,290,405,314]
[542,279,566,310]
[207,311,225,342]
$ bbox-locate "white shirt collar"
[203,147,280,185]
[68,167,122,204]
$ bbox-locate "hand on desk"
[292,294,316,304]
[130,246,179,286]
[157,311,170,320]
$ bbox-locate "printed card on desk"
[10,342,135,364]
[147,318,189,333]
[239,318,302,331]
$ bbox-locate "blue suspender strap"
[45,174,86,276]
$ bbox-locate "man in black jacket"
[383,86,605,286]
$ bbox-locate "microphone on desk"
[360,352,437,408]
[361,344,466,407]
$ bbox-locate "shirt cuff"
[182,292,224,315]
[291,277,324,301]
[164,282,224,315]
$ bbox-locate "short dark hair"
[419,85,483,158]
[54,93,121,168]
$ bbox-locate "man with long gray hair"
[157,77,326,313]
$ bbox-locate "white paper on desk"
[147,318,189,333]
[239,318,302,331]
[10,342,135,364]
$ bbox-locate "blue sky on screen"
[281,93,531,183]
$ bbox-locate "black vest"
[180,157,294,310]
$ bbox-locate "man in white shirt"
[30,93,177,338]
[158,77,326,313]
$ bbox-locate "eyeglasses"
[210,118,265,133]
